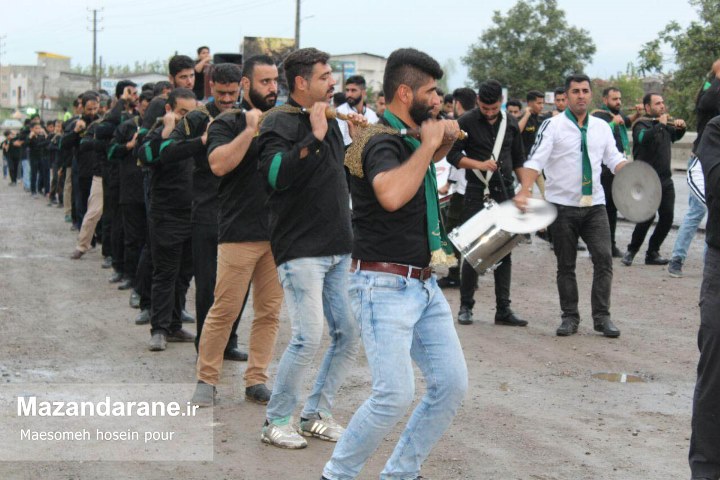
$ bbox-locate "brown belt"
[351,259,433,281]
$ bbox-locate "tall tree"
[637,0,720,128]
[463,0,596,98]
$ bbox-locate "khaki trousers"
[63,167,73,217]
[197,241,283,387]
[76,175,103,253]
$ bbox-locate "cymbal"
[612,161,662,223]
[495,198,558,234]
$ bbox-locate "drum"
[448,198,557,274]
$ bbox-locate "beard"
[409,99,433,126]
[249,87,277,112]
[346,95,361,107]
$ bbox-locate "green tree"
[462,0,596,98]
[637,0,720,128]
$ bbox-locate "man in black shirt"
[591,87,641,257]
[519,90,547,201]
[193,46,211,101]
[322,47,467,480]
[2,131,21,185]
[447,80,528,327]
[623,93,686,266]
[192,56,284,407]
[689,114,720,480]
[138,88,198,351]
[26,121,49,197]
[257,48,359,449]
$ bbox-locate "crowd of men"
[2,44,719,480]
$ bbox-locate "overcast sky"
[1,0,701,89]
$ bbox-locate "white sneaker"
[261,417,307,449]
[299,411,345,442]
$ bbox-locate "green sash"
[601,105,630,156]
[564,109,593,207]
[382,110,455,266]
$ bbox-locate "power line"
[87,8,104,90]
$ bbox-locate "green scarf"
[601,105,630,156]
[565,109,593,207]
[382,110,455,266]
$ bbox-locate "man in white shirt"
[514,74,628,338]
[336,75,379,146]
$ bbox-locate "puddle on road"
[592,372,645,383]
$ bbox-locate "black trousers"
[103,184,123,273]
[76,175,92,225]
[39,156,50,194]
[601,173,618,248]
[627,180,675,254]
[550,204,613,325]
[8,156,19,183]
[148,209,193,336]
[136,170,154,311]
[459,187,512,311]
[192,222,245,351]
[122,203,146,284]
[690,246,720,480]
[30,157,40,194]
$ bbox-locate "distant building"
[100,73,168,94]
[0,52,94,116]
[329,53,387,92]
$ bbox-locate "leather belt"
[351,259,433,281]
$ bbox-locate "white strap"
[472,111,507,188]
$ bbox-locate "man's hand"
[438,182,450,195]
[309,102,329,141]
[513,189,531,212]
[658,113,669,125]
[635,103,644,114]
[615,160,629,173]
[712,59,720,78]
[244,108,262,135]
[163,111,177,130]
[74,120,86,133]
[674,118,687,129]
[612,114,624,125]
[478,159,498,172]
[440,119,460,144]
[126,132,138,150]
[419,118,445,150]
[345,112,367,143]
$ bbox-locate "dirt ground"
[0,179,705,480]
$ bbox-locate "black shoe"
[645,251,670,265]
[167,328,195,342]
[118,278,133,290]
[668,257,683,278]
[458,305,473,325]
[109,270,123,283]
[180,309,195,323]
[535,230,550,243]
[594,319,620,338]
[245,384,272,404]
[611,245,622,258]
[224,347,248,362]
[101,256,112,269]
[129,290,141,309]
[437,275,460,288]
[556,318,579,336]
[134,309,150,325]
[494,309,528,327]
[621,250,636,266]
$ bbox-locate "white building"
[329,53,387,93]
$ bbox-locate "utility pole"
[0,35,6,109]
[40,75,47,119]
[294,0,300,49]
[87,8,103,90]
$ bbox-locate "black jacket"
[632,118,685,183]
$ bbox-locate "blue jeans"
[671,182,707,263]
[21,158,30,190]
[323,270,468,480]
[266,254,359,422]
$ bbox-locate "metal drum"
[448,198,557,274]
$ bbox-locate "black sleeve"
[207,114,243,158]
[697,78,720,114]
[447,114,469,168]
[697,120,720,195]
[157,112,208,165]
[510,126,526,169]
[363,136,404,184]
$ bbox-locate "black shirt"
[350,116,430,267]
[632,118,685,183]
[193,62,205,101]
[27,132,49,161]
[592,109,630,176]
[694,77,720,152]
[110,116,144,205]
[521,113,542,158]
[257,97,352,266]
[159,102,221,225]
[447,108,525,197]
[207,100,270,244]
[696,116,720,249]
[62,115,100,178]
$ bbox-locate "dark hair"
[345,75,366,88]
[333,92,346,106]
[3,130,10,136]
[98,89,110,96]
[643,92,661,106]
[72,99,80,108]
[197,46,209,55]
[603,86,620,97]
[167,88,196,109]
[564,74,591,92]
[212,63,242,84]
[453,87,477,112]
[443,93,454,104]
[283,48,330,93]
[115,80,137,99]
[242,55,275,79]
[168,55,195,77]
[81,91,98,107]
[506,99,522,109]
[139,91,154,103]
[383,48,443,101]
[553,86,566,96]
[141,82,155,92]
[376,92,384,99]
[477,80,502,104]
[526,90,544,102]
[436,88,445,98]
[46,120,55,127]
[153,81,173,96]
[100,93,112,107]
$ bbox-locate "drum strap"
[472,110,507,195]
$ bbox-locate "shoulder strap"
[472,110,507,188]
